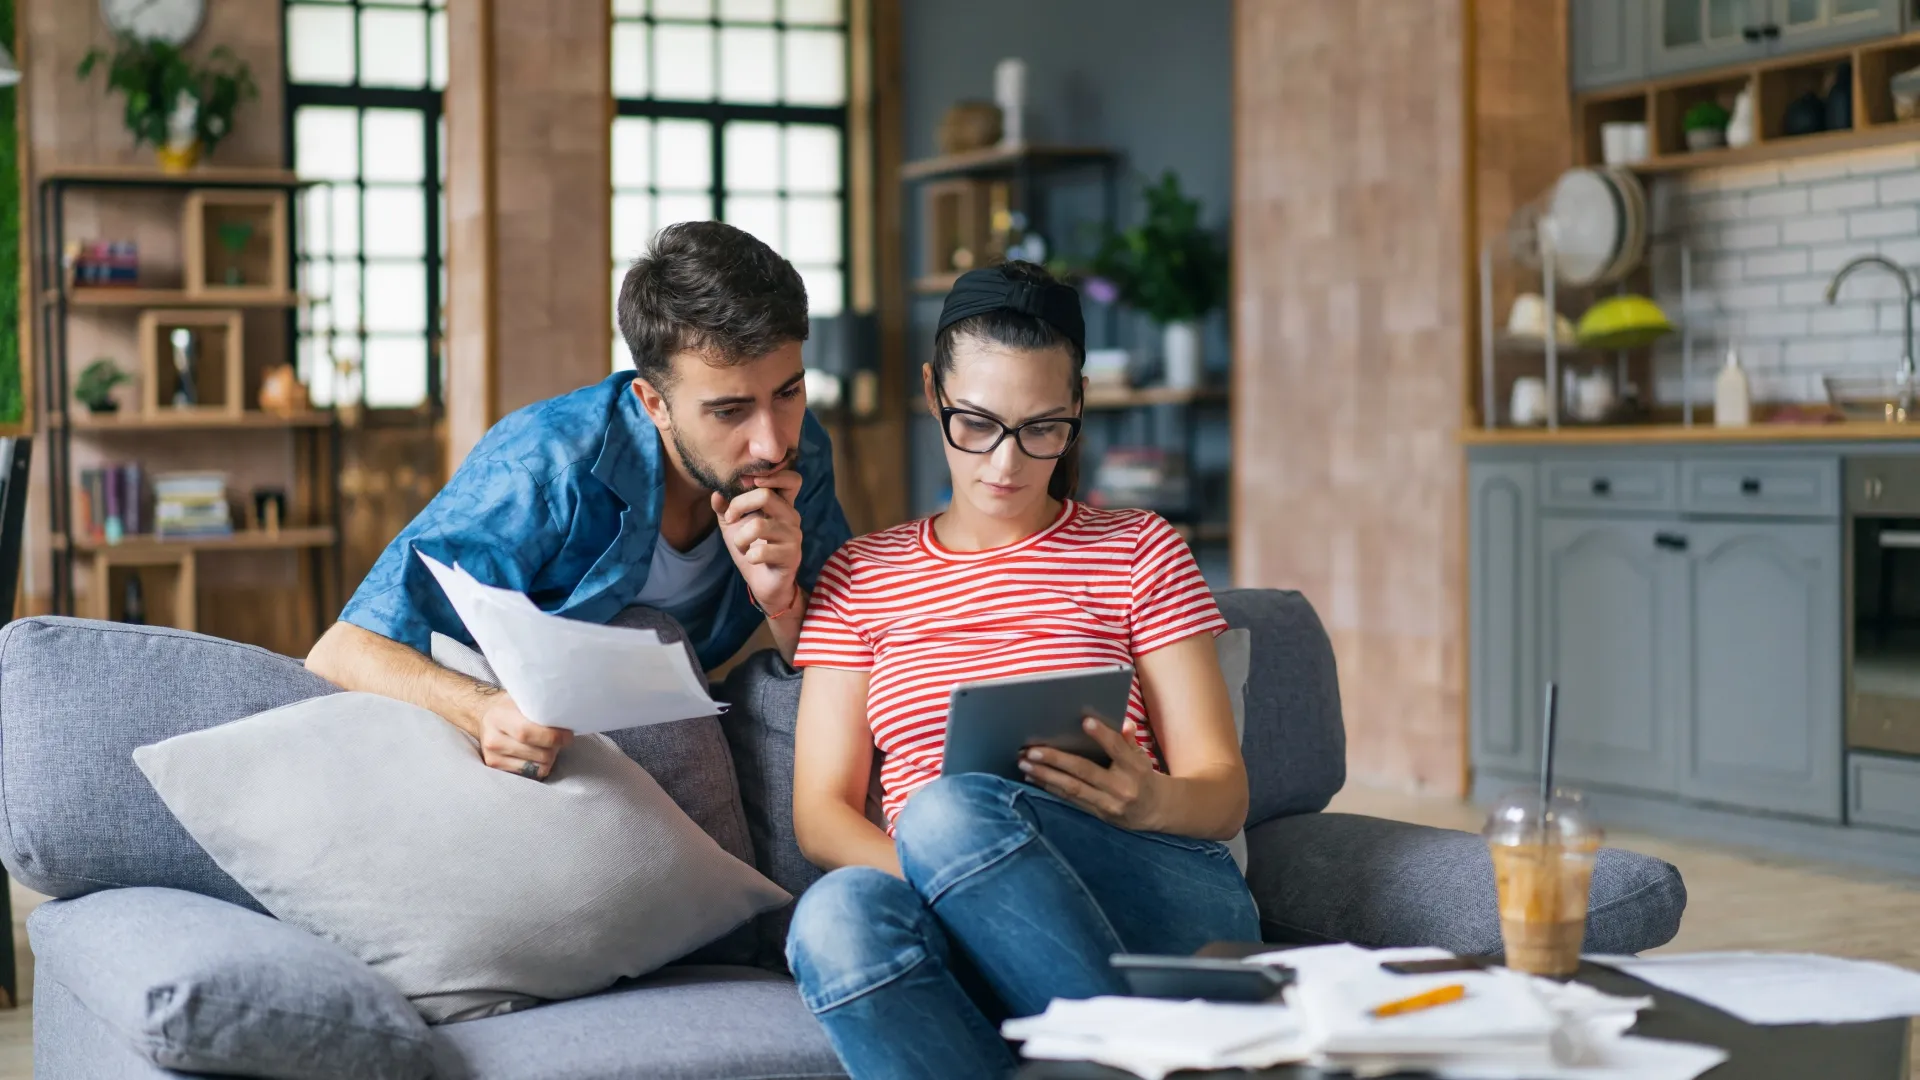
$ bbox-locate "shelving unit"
[35,167,339,632]
[1577,30,1920,174]
[900,142,1233,556]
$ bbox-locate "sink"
[1824,375,1917,422]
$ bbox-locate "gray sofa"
[0,589,1686,1079]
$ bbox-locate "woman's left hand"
[1019,717,1167,832]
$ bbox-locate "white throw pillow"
[1215,629,1253,871]
[134,692,789,1023]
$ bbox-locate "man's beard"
[672,426,797,500]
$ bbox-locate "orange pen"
[1370,982,1467,1018]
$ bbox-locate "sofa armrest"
[1242,813,1687,957]
[29,888,435,1080]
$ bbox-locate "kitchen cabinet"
[1470,462,1538,775]
[1572,0,1651,90]
[1771,0,1904,55]
[1645,0,1902,78]
[1539,516,1687,796]
[1680,521,1843,820]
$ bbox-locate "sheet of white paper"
[417,550,725,733]
[1592,952,1920,1026]
[1432,1036,1727,1080]
[1005,997,1311,1080]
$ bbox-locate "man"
[306,221,852,780]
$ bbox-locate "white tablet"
[940,665,1135,780]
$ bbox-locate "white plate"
[1547,167,1624,287]
[1600,167,1647,284]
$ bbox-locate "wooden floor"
[0,788,1912,1075]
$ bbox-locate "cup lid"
[1484,789,1603,847]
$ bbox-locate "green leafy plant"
[1088,171,1228,325]
[74,358,130,412]
[1683,100,1730,133]
[77,37,257,153]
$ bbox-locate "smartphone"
[1379,956,1491,976]
[1109,954,1295,1002]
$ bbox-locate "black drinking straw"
[1539,681,1560,812]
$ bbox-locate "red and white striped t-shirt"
[793,501,1228,827]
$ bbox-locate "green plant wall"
[0,0,20,427]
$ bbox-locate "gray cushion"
[29,887,434,1079]
[1216,628,1251,869]
[134,691,790,1023]
[0,617,336,911]
[1241,812,1688,956]
[32,974,184,1079]
[714,648,820,969]
[431,966,845,1080]
[1215,590,1346,828]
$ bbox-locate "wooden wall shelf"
[52,287,302,309]
[1576,31,1920,175]
[901,143,1119,182]
[56,409,333,432]
[39,165,305,188]
[57,525,337,555]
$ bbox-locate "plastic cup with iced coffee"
[1483,792,1602,977]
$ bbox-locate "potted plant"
[77,38,257,173]
[1087,171,1228,390]
[74,358,131,414]
[1683,100,1731,152]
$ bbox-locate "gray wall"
[900,0,1233,579]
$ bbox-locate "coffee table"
[1012,943,1915,1080]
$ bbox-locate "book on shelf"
[74,463,147,545]
[63,240,139,288]
[153,470,233,539]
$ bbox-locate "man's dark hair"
[617,221,810,389]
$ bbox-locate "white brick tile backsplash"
[1849,206,1920,238]
[1744,249,1809,278]
[1634,147,1920,406]
[1746,187,1809,217]
[1880,171,1920,204]
[1811,305,1880,335]
[1782,215,1849,245]
[1813,178,1880,210]
[1722,221,1782,250]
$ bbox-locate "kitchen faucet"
[1826,255,1917,398]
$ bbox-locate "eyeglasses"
[936,389,1082,460]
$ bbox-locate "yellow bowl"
[1576,295,1674,350]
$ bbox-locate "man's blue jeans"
[785,773,1260,1079]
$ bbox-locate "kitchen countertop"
[1459,421,1920,446]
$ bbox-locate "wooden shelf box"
[920,178,994,282]
[138,309,245,417]
[82,548,197,632]
[183,189,289,301]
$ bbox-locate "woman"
[786,262,1257,1079]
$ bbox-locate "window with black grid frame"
[611,0,849,372]
[284,0,448,410]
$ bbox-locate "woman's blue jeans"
[785,773,1260,1080]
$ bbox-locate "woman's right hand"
[472,690,574,780]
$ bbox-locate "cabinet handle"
[1590,477,1612,496]
[1763,23,1780,39]
[1655,532,1690,552]
[1740,477,1762,495]
[1743,25,1765,41]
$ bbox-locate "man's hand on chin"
[712,469,803,619]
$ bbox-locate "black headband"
[936,266,1086,356]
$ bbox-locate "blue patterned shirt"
[339,371,853,672]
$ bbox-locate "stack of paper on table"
[418,550,725,734]
[1590,952,1920,1026]
[1002,996,1311,1080]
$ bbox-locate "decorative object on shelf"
[1599,121,1648,165]
[215,221,253,285]
[1783,89,1827,137]
[77,34,257,172]
[1089,171,1227,392]
[1083,348,1132,392]
[184,189,288,297]
[1575,294,1673,350]
[993,58,1025,148]
[257,363,310,416]
[1715,343,1751,428]
[121,573,145,625]
[168,327,197,407]
[1681,100,1729,151]
[252,488,286,536]
[1509,376,1549,427]
[1892,64,1920,122]
[1727,82,1756,148]
[64,239,139,287]
[99,0,205,46]
[938,101,1002,155]
[1827,60,1854,132]
[74,358,131,414]
[153,470,231,538]
[139,308,243,415]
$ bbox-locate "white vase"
[1161,321,1202,390]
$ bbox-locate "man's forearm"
[305,621,494,739]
